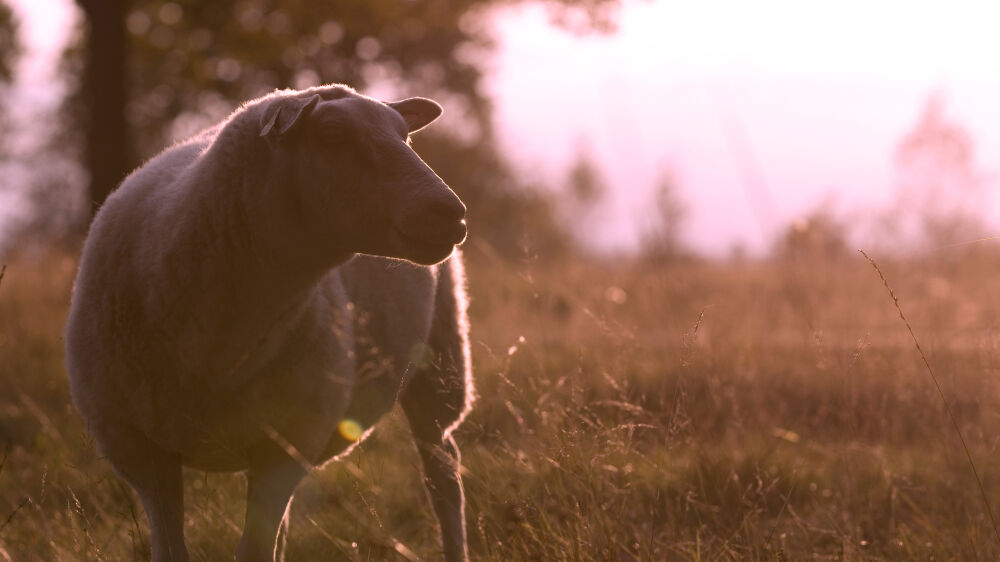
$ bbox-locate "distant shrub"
[774,208,849,262]
[639,169,691,265]
[414,133,574,262]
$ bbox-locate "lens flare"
[408,342,433,369]
[338,419,363,442]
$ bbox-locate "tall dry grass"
[2,247,1000,560]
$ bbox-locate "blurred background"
[1,0,999,261]
[6,1,1000,560]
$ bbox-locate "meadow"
[2,245,1000,561]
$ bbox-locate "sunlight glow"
[491,0,1000,255]
[10,0,1000,255]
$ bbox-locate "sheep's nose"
[425,196,467,224]
[397,192,468,245]
[422,196,468,244]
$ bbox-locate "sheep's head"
[257,88,467,266]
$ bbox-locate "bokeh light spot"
[215,58,242,82]
[338,419,363,442]
[604,286,627,304]
[319,21,344,45]
[408,342,433,369]
[356,36,381,61]
[294,69,320,89]
[158,3,183,25]
[126,12,151,35]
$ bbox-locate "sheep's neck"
[160,129,348,378]
[200,123,349,273]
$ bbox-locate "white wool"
[64,84,473,561]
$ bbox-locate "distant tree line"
[46,0,621,259]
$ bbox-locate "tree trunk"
[78,0,131,217]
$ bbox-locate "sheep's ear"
[260,94,322,139]
[389,98,443,133]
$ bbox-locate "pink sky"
[8,0,1000,255]
[489,1,1000,254]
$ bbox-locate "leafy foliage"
[414,133,574,260]
[70,0,619,157]
[886,94,991,249]
[120,0,493,155]
[52,0,618,255]
[639,168,690,263]
[774,204,849,262]
[0,0,19,149]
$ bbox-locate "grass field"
[3,246,1000,560]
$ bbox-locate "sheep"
[64,84,474,562]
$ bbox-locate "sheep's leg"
[235,440,307,562]
[400,272,472,562]
[92,422,189,562]
[400,259,472,562]
[402,380,468,562]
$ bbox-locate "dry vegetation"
[3,246,1000,561]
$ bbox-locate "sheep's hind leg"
[235,438,307,562]
[91,422,189,562]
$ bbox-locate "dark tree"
[76,0,133,214]
[0,0,17,83]
[63,0,617,256]
[0,0,20,172]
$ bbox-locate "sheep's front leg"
[235,439,307,562]
[92,422,189,562]
[401,379,469,562]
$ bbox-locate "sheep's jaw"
[390,219,467,265]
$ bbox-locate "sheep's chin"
[390,228,459,265]
[401,241,457,266]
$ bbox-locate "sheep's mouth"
[395,218,467,246]
[393,222,466,264]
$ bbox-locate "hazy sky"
[490,1,1000,254]
[8,0,1000,255]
